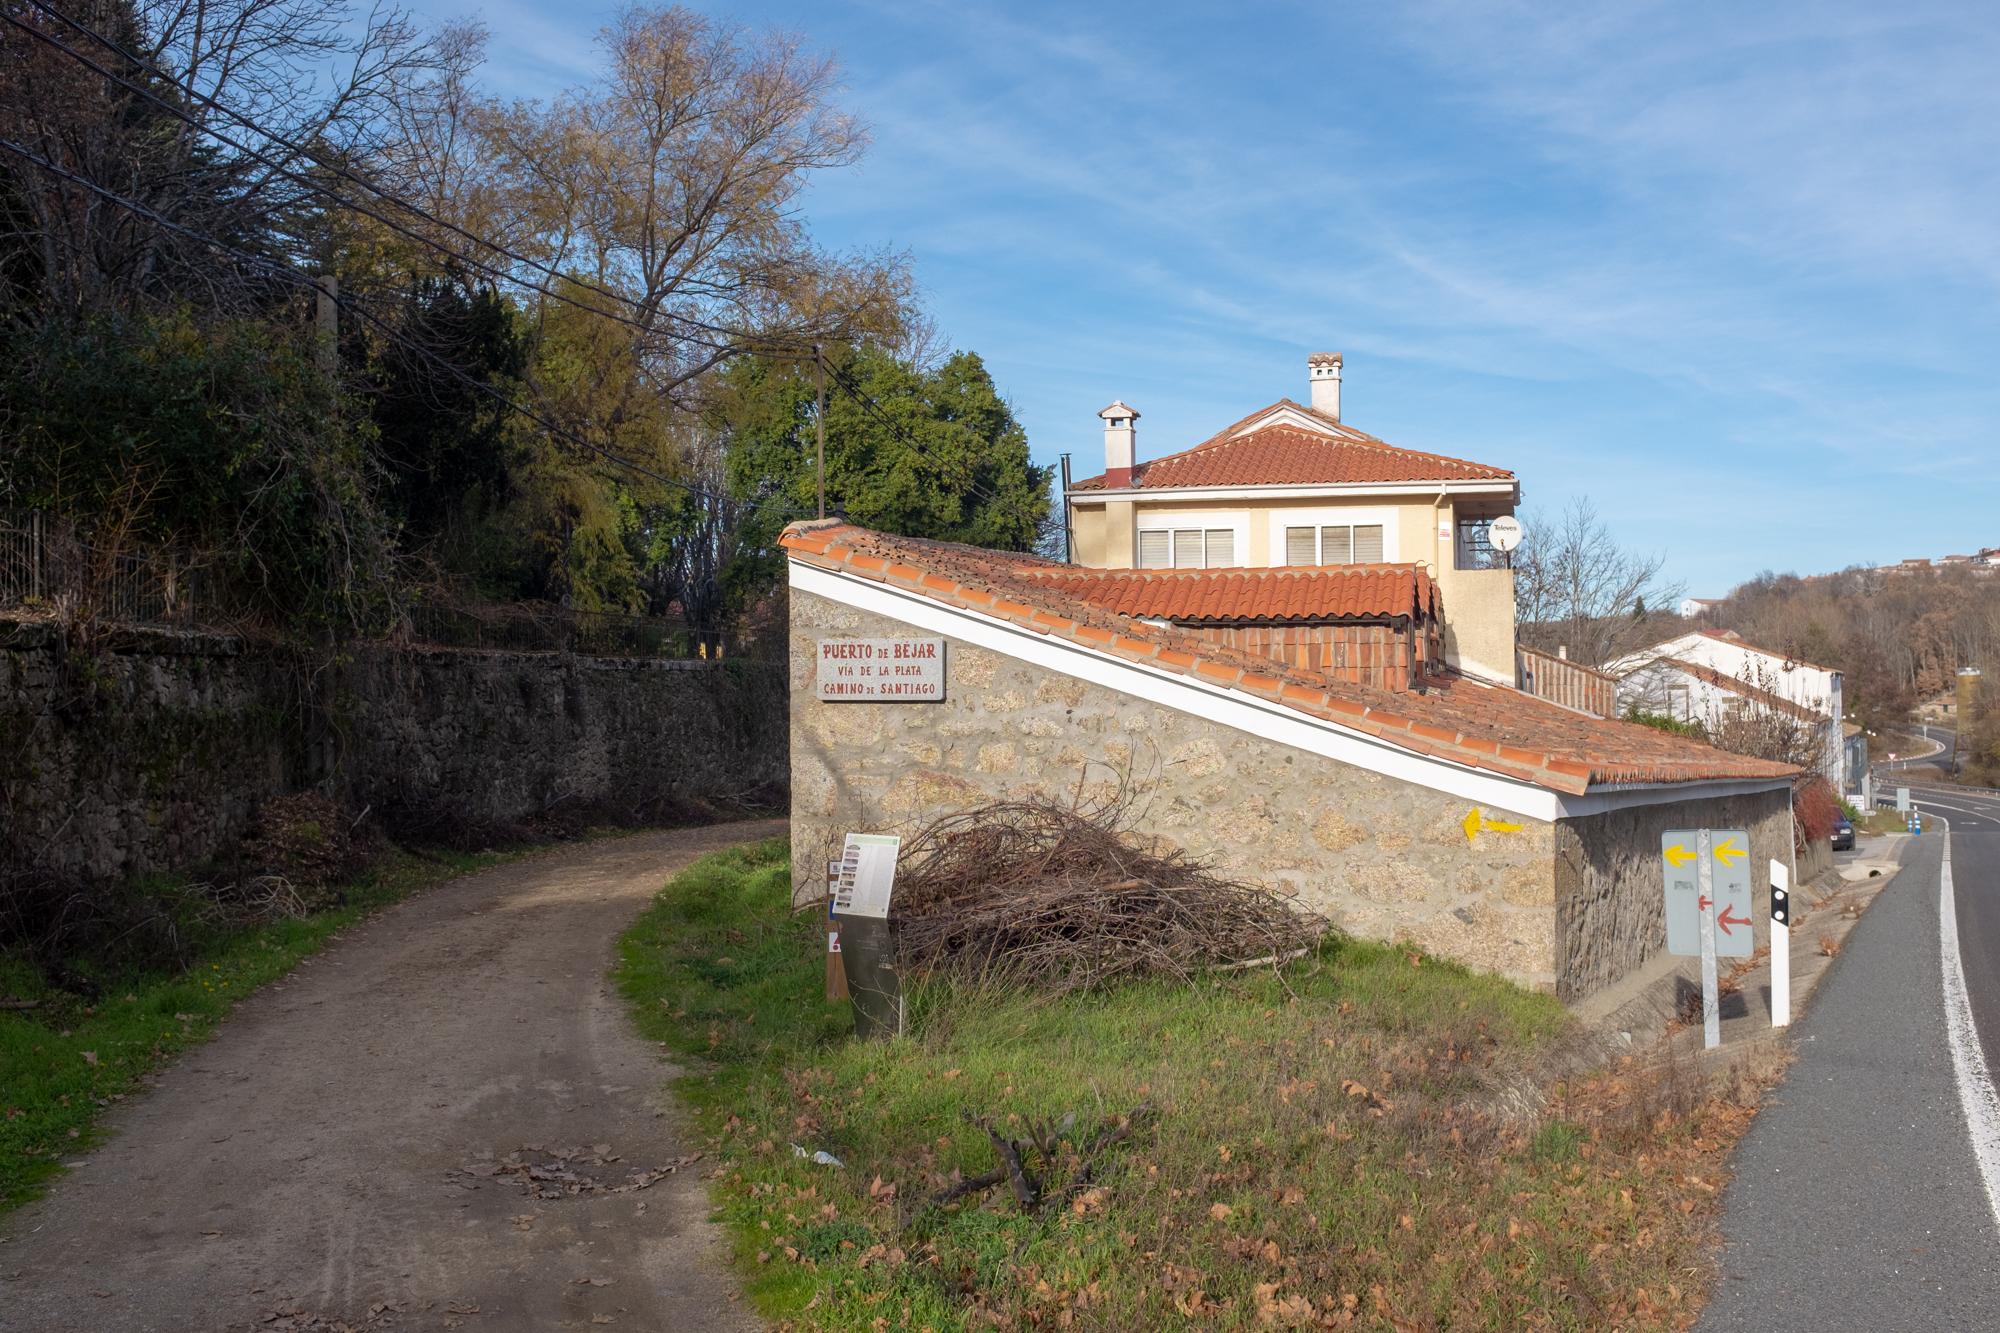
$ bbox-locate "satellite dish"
[1488,515,1523,553]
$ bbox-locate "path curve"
[0,821,783,1332]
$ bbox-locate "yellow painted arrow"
[1663,843,1696,868]
[1713,838,1745,867]
[1462,807,1525,843]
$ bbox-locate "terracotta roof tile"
[1070,403,1513,491]
[780,521,1798,796]
[1021,564,1438,624]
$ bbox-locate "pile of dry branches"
[889,798,1320,993]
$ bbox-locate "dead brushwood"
[889,798,1322,994]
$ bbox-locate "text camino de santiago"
[819,640,941,697]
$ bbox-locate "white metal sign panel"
[833,833,901,919]
[1662,828,1755,959]
[816,637,946,701]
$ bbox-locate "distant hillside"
[1692,564,2000,729]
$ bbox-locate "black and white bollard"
[1770,859,1790,1028]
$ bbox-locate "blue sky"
[406,0,2000,592]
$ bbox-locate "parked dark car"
[1831,816,1855,851]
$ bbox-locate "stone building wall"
[1552,788,1794,1003]
[790,590,1563,990]
[0,619,787,887]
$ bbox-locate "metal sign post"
[1769,859,1791,1028]
[825,859,849,1002]
[1696,829,1721,1050]
[833,833,904,1039]
[1663,828,1755,1050]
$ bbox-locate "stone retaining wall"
[0,619,786,886]
[1553,789,1794,1003]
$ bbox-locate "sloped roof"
[1069,400,1513,491]
[1694,629,1837,675]
[780,521,1797,796]
[1022,564,1438,625]
[1661,658,1829,725]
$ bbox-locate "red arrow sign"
[1717,906,1752,936]
[1698,894,1711,911]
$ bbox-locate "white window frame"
[1134,513,1250,570]
[1267,507,1399,567]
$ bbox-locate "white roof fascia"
[1066,480,1517,504]
[791,558,1790,825]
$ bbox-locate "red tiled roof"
[780,521,1798,796]
[1022,564,1438,625]
[1070,402,1513,491]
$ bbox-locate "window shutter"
[1172,529,1203,568]
[1137,530,1170,568]
[1205,529,1235,567]
[1321,526,1353,564]
[1353,525,1385,563]
[1284,526,1317,565]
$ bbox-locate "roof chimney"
[1308,351,1342,421]
[1098,400,1138,488]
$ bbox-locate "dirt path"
[0,821,784,1333]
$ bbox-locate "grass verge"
[617,842,1769,1331]
[0,844,510,1213]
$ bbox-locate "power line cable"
[0,130,811,529]
[22,0,812,355]
[13,5,1025,529]
[5,5,779,363]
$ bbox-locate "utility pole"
[814,343,826,520]
[314,274,339,374]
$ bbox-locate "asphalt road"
[0,822,779,1333]
[1701,823,2000,1330]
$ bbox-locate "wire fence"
[0,511,725,660]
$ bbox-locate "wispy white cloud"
[404,0,2000,581]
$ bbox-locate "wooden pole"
[814,344,826,520]
[314,274,339,374]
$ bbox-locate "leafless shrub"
[889,796,1323,995]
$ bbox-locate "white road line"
[1937,813,2000,1231]
[1916,799,2000,824]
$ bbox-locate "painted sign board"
[1662,828,1754,959]
[833,832,901,919]
[816,637,946,701]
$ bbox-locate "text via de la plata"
[815,637,947,701]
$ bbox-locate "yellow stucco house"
[1062,353,1522,683]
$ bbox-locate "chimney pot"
[1098,400,1139,488]
[1308,351,1343,421]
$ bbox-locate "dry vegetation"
[890,800,1322,995]
[618,839,1778,1331]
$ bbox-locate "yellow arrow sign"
[1713,838,1745,867]
[1663,843,1696,868]
[1462,807,1525,843]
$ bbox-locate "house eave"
[1066,479,1519,504]
[790,556,1788,823]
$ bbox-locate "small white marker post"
[1697,828,1721,1049]
[1770,858,1791,1028]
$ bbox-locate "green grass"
[1856,807,1913,836]
[617,843,1761,1331]
[0,845,507,1212]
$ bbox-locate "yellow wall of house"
[1066,491,1517,682]
[1069,495,1454,570]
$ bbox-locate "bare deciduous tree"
[1,0,447,314]
[1513,497,1685,668]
